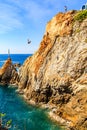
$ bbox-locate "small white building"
[82,3,87,10]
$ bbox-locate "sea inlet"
[0,85,64,130]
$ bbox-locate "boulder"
[0,58,19,85]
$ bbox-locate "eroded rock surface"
[0,58,19,85]
[18,11,87,130]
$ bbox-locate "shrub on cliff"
[74,10,87,22]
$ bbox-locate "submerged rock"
[18,10,87,130]
[13,63,21,68]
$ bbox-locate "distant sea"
[0,54,63,130]
[0,54,32,67]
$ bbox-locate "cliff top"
[46,10,87,37]
[46,10,75,37]
[25,10,87,74]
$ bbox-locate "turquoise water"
[0,54,64,130]
[0,85,63,130]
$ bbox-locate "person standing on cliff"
[64,6,67,12]
[8,49,10,59]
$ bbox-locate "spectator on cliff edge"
[64,6,67,12]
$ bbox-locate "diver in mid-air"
[27,39,31,44]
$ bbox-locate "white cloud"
[5,0,55,22]
[0,0,51,34]
[0,3,23,34]
[0,0,79,34]
[24,1,51,22]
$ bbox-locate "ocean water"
[0,54,32,67]
[0,54,64,130]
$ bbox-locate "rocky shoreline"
[0,10,87,130]
[17,10,87,130]
[17,88,87,130]
[18,94,67,130]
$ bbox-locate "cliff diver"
[8,49,10,58]
[27,39,31,44]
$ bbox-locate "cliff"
[18,10,87,130]
[0,58,19,85]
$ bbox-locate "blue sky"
[0,0,87,54]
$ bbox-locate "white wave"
[13,61,19,63]
[0,60,6,63]
[0,60,20,64]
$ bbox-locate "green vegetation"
[0,112,12,129]
[75,28,80,33]
[6,119,12,128]
[74,10,87,22]
[0,113,6,118]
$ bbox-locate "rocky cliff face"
[18,10,87,130]
[0,58,19,85]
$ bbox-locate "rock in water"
[18,10,87,130]
[0,58,19,85]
